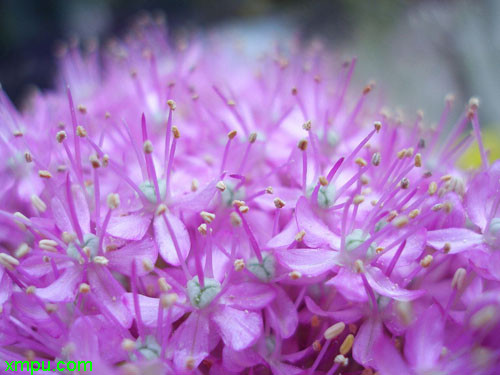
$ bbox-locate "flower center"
[485,217,500,247]
[133,335,161,360]
[307,184,337,209]
[139,179,166,204]
[247,252,276,282]
[220,181,245,207]
[67,233,99,260]
[187,276,221,309]
[345,229,377,259]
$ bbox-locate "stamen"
[166,125,180,197]
[451,268,466,290]
[161,212,191,279]
[339,334,354,355]
[0,253,20,270]
[30,195,47,213]
[237,132,257,174]
[65,174,84,243]
[385,240,406,277]
[66,87,83,181]
[234,259,245,271]
[324,322,345,340]
[221,130,237,173]
[141,114,161,204]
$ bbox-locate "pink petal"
[365,267,425,301]
[154,213,191,266]
[172,179,218,213]
[404,305,443,372]
[222,345,262,373]
[427,228,484,254]
[212,305,263,351]
[122,293,186,327]
[220,282,276,310]
[267,287,298,338]
[373,335,413,375]
[305,296,364,323]
[353,317,383,367]
[51,186,90,234]
[171,312,211,371]
[274,248,339,277]
[107,237,158,276]
[36,265,82,302]
[296,196,340,249]
[266,219,298,248]
[0,268,12,305]
[326,268,368,302]
[88,265,132,328]
[107,212,152,240]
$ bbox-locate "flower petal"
[220,282,276,310]
[274,248,339,277]
[353,317,383,367]
[107,212,152,240]
[296,196,340,249]
[170,312,211,371]
[212,305,263,351]
[88,265,132,328]
[404,305,443,372]
[36,266,82,302]
[154,213,191,266]
[267,287,298,338]
[427,228,484,254]
[107,237,158,276]
[365,267,425,301]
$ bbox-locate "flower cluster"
[1,18,499,375]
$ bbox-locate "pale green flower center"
[187,276,221,309]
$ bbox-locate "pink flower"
[0,17,499,375]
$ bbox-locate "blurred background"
[1,0,499,137]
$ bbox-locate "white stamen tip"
[0,253,20,270]
[200,211,215,224]
[107,193,120,209]
[324,322,345,340]
[31,194,47,212]
[234,259,245,271]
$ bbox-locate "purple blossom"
[0,17,499,375]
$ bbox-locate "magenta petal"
[220,282,276,310]
[51,186,90,234]
[296,196,340,249]
[427,228,484,253]
[326,268,368,302]
[172,179,218,213]
[274,248,339,277]
[0,268,12,305]
[267,287,298,338]
[223,345,262,373]
[171,312,211,371]
[365,267,425,301]
[373,335,413,375]
[107,237,158,276]
[106,212,152,240]
[88,265,133,328]
[154,213,191,266]
[36,265,82,302]
[353,317,383,367]
[304,296,364,323]
[212,305,263,351]
[404,305,443,372]
[266,219,298,248]
[122,293,186,327]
